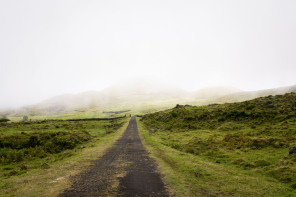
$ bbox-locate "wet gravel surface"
[59,116,169,197]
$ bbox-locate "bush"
[171,112,178,118]
[22,116,28,122]
[0,130,91,163]
[0,118,10,122]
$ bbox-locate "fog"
[1,0,296,109]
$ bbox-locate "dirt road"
[59,116,169,197]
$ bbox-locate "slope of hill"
[141,93,296,131]
[140,93,296,195]
[211,85,296,104]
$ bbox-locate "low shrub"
[0,118,10,122]
[0,130,91,163]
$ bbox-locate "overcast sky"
[1,0,296,109]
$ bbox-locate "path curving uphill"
[59,116,169,197]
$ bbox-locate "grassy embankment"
[138,93,296,196]
[0,116,129,196]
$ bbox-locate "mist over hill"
[193,86,242,99]
[209,85,296,104]
[1,79,295,116]
[34,79,189,113]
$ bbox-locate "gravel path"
[59,116,169,197]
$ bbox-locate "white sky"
[1,0,296,109]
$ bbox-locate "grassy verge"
[0,118,129,197]
[137,118,296,196]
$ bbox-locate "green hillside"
[140,93,296,196]
[142,93,296,131]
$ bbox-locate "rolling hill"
[3,79,296,116]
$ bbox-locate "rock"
[289,146,296,154]
[41,163,50,169]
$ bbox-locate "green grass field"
[139,93,296,196]
[5,108,128,122]
[0,116,129,196]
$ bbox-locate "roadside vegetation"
[0,116,128,196]
[139,93,296,196]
